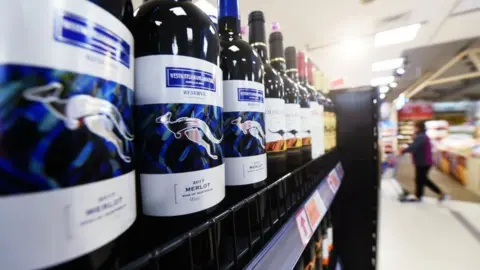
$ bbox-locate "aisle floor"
[378,178,480,270]
[395,156,480,202]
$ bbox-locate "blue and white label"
[0,0,135,269]
[166,67,216,91]
[223,80,267,186]
[238,88,264,103]
[135,55,225,216]
[135,55,222,107]
[54,11,131,68]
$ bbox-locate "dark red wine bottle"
[249,11,287,220]
[0,1,136,269]
[131,0,224,268]
[285,46,312,164]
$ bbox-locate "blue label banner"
[166,67,216,92]
[54,11,131,68]
[238,88,264,103]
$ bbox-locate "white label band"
[224,154,267,186]
[135,55,223,107]
[141,165,225,216]
[0,172,137,270]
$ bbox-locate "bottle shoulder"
[220,39,263,82]
[131,1,219,63]
[263,62,284,99]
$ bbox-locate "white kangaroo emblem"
[23,82,134,163]
[156,112,222,160]
[231,117,266,149]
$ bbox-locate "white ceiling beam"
[405,48,480,98]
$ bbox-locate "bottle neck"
[270,58,286,72]
[218,0,241,39]
[286,69,299,82]
[249,20,268,61]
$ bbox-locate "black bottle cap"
[248,11,266,44]
[285,46,297,70]
[248,10,264,23]
[269,31,284,60]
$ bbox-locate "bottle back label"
[223,80,267,186]
[265,98,287,152]
[285,103,302,149]
[135,55,225,216]
[300,107,313,146]
[0,1,136,269]
[310,103,324,158]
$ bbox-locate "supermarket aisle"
[378,178,480,270]
[396,156,480,202]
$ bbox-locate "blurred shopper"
[400,121,449,202]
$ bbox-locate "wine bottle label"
[0,1,136,269]
[285,103,303,149]
[265,98,287,152]
[310,103,324,158]
[322,238,330,263]
[223,80,267,186]
[328,227,334,250]
[300,107,313,146]
[135,55,225,216]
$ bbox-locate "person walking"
[400,121,449,202]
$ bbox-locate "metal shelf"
[245,162,343,270]
[120,150,342,270]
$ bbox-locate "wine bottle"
[248,11,287,219]
[0,1,136,269]
[314,229,323,270]
[269,33,302,173]
[322,222,330,269]
[131,0,224,268]
[285,47,312,164]
[218,0,267,235]
[304,57,326,159]
[269,32,302,203]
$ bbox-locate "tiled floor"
[378,177,480,270]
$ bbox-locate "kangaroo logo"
[268,129,286,138]
[287,129,299,137]
[156,112,222,160]
[23,82,134,163]
[231,117,266,149]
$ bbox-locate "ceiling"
[132,0,480,93]
[387,37,480,102]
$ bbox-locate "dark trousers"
[415,165,442,198]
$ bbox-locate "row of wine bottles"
[295,214,334,270]
[0,0,336,269]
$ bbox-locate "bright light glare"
[372,58,404,71]
[380,93,386,99]
[340,38,365,56]
[389,81,398,88]
[374,23,422,48]
[379,85,390,93]
[396,67,406,75]
[371,76,395,86]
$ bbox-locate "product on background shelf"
[249,11,288,215]
[286,47,312,163]
[306,59,326,158]
[0,1,135,269]
[314,229,324,270]
[269,32,303,203]
[322,222,330,267]
[131,0,224,268]
[218,0,267,251]
[302,238,317,270]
